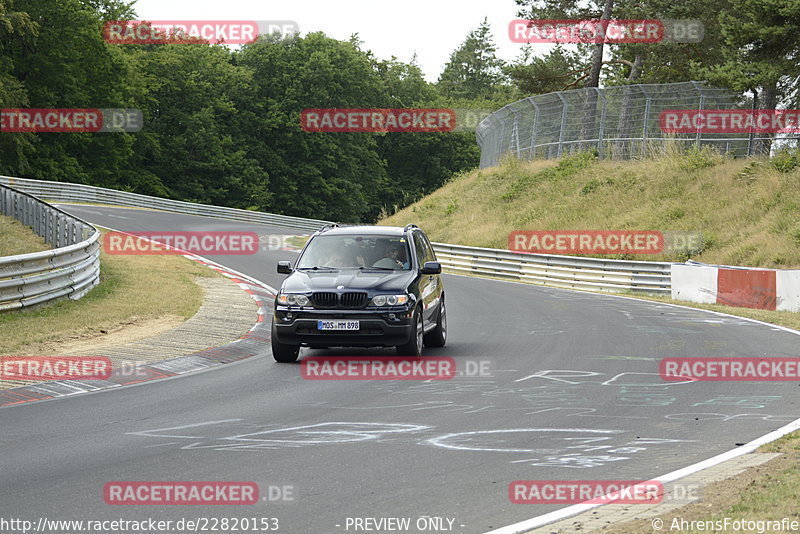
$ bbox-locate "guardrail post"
[495,118,505,167]
[12,191,20,221]
[596,87,607,158]
[556,91,568,158]
[529,97,540,160]
[55,214,62,248]
[692,81,705,148]
[747,96,756,156]
[48,209,55,247]
[640,85,651,158]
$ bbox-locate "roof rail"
[403,224,418,231]
[319,223,340,232]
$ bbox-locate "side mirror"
[277,261,293,274]
[420,261,441,275]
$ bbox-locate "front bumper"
[273,307,414,347]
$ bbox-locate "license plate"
[317,320,360,331]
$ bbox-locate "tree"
[515,0,614,89]
[506,45,586,95]
[605,0,731,85]
[438,18,506,100]
[123,44,269,207]
[709,0,800,106]
[236,33,389,222]
[0,0,137,185]
[706,0,800,152]
[0,0,37,170]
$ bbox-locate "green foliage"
[502,151,598,200]
[437,18,507,100]
[770,149,800,173]
[0,2,485,223]
[506,45,585,95]
[678,145,722,171]
[580,176,613,195]
[709,0,800,99]
[735,161,763,183]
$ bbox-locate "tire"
[396,307,424,357]
[423,299,446,348]
[271,320,300,362]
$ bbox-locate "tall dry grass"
[381,148,800,268]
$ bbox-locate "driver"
[372,243,404,269]
[323,249,348,268]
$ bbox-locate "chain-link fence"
[476,81,791,168]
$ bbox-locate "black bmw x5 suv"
[271,224,446,362]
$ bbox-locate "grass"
[0,229,217,355]
[381,147,800,268]
[0,214,50,256]
[601,432,800,533]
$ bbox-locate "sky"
[129,0,533,81]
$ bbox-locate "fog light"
[286,313,293,320]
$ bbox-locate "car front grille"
[310,292,368,309]
[341,292,368,308]
[312,292,338,308]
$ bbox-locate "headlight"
[277,293,309,306]
[370,294,409,307]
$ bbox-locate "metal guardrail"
[0,185,100,312]
[433,242,671,294]
[0,176,329,233]
[0,176,672,295]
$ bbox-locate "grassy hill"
[380,148,800,268]
[0,215,50,256]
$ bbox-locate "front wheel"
[396,307,424,357]
[423,299,446,348]
[271,320,300,362]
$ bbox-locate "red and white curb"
[0,235,277,408]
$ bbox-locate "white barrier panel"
[777,270,800,312]
[671,264,718,304]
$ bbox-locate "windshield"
[296,234,412,270]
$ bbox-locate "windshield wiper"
[297,266,337,271]
[360,266,396,271]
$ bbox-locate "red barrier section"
[716,269,777,310]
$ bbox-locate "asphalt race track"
[2,205,799,534]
